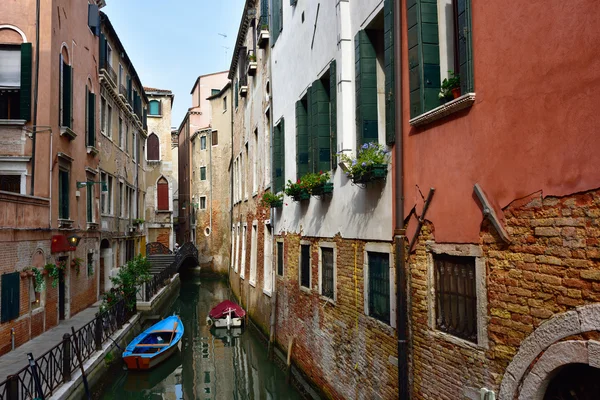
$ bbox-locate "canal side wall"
[55,274,181,400]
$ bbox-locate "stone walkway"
[0,303,100,381]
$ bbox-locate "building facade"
[97,12,148,296]
[144,87,176,250]
[401,1,600,399]
[0,0,103,354]
[177,72,228,248]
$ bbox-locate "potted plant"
[29,268,45,292]
[285,179,310,202]
[439,71,461,102]
[261,192,284,208]
[304,171,333,196]
[44,262,64,288]
[71,257,83,276]
[338,142,391,185]
[249,54,257,62]
[132,218,144,225]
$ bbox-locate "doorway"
[58,257,67,320]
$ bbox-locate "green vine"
[44,262,65,288]
[25,267,45,292]
[71,257,84,276]
[101,255,152,312]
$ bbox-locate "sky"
[103,0,245,127]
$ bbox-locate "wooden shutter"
[329,61,337,169]
[355,30,378,148]
[88,4,100,35]
[212,130,218,145]
[239,47,247,87]
[384,0,395,144]
[1,272,20,323]
[87,184,93,222]
[59,169,69,219]
[88,91,95,146]
[158,99,162,115]
[272,0,281,45]
[147,134,159,160]
[312,79,331,173]
[457,0,474,94]
[157,179,168,210]
[99,33,106,68]
[295,99,309,180]
[407,0,440,118]
[273,119,285,193]
[127,76,132,103]
[20,43,32,121]
[62,63,72,128]
[234,80,239,108]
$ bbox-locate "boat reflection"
[123,349,182,392]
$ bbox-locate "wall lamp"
[77,181,108,192]
[67,235,81,247]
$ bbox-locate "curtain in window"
[0,49,21,88]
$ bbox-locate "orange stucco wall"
[401,0,600,243]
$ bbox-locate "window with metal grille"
[321,247,334,298]
[368,252,390,324]
[277,242,284,276]
[0,175,20,193]
[58,168,69,219]
[434,254,477,342]
[300,244,310,288]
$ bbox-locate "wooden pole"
[285,336,294,384]
[267,291,277,360]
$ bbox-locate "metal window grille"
[58,169,69,219]
[368,252,390,324]
[434,254,477,342]
[321,248,334,298]
[300,244,310,287]
[277,242,284,276]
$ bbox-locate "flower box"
[270,199,284,208]
[352,164,388,184]
[292,190,311,202]
[311,182,334,196]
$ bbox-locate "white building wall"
[271,0,391,241]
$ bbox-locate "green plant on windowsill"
[132,218,145,225]
[261,192,283,208]
[261,24,269,31]
[338,142,391,185]
[284,179,310,201]
[303,171,333,196]
[439,70,461,101]
[249,54,257,62]
[24,267,46,292]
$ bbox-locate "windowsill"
[240,275,245,280]
[263,288,272,297]
[58,219,74,229]
[299,285,311,294]
[147,115,162,118]
[31,307,44,316]
[147,160,161,164]
[428,329,484,351]
[87,222,99,230]
[252,191,258,198]
[60,127,77,140]
[100,213,114,217]
[319,295,336,305]
[86,146,99,156]
[0,119,26,126]
[249,280,256,287]
[155,210,172,214]
[409,92,476,127]
[365,313,396,334]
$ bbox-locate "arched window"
[0,27,31,120]
[157,177,169,211]
[148,100,161,115]
[147,133,159,161]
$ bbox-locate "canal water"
[99,277,301,399]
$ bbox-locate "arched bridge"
[146,242,199,275]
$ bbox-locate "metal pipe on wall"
[30,0,41,196]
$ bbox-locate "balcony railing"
[119,84,128,99]
[99,61,117,88]
[247,49,257,76]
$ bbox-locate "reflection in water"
[100,277,300,399]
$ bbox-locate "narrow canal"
[98,276,302,399]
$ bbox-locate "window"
[263,223,273,294]
[119,182,124,217]
[0,43,32,120]
[212,130,218,146]
[87,253,94,277]
[235,224,241,274]
[319,246,335,299]
[223,96,227,112]
[0,175,20,193]
[272,119,285,192]
[434,254,477,342]
[231,226,236,271]
[253,129,258,193]
[406,0,474,118]
[200,135,206,150]
[244,143,249,199]
[250,223,257,285]
[300,244,310,287]
[86,181,94,223]
[118,64,123,87]
[86,88,95,147]
[274,241,283,277]
[106,43,113,67]
[147,133,160,161]
[157,177,169,211]
[100,96,107,133]
[125,123,129,154]
[200,166,206,181]
[59,55,72,128]
[199,196,206,210]
[264,109,271,187]
[240,225,247,277]
[234,80,239,108]
[118,117,123,148]
[211,89,220,96]
[367,252,391,324]
[101,173,113,215]
[148,100,161,115]
[58,168,70,219]
[132,131,137,162]
[107,104,113,138]
[1,272,20,322]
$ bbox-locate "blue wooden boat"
[123,315,184,370]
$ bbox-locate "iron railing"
[146,242,172,255]
[143,242,198,301]
[99,61,117,87]
[119,84,128,99]
[0,297,134,400]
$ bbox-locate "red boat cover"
[208,300,246,319]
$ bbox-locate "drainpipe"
[229,87,234,286]
[208,129,213,237]
[394,1,409,399]
[267,37,277,359]
[30,0,41,196]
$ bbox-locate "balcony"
[247,49,257,76]
[0,191,49,229]
[99,61,117,89]
[257,16,269,48]
[119,84,128,100]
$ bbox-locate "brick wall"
[409,189,600,398]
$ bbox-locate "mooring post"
[267,292,277,360]
[285,337,294,384]
[62,333,71,382]
[7,374,19,400]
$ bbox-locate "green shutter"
[88,91,95,146]
[234,80,239,108]
[20,43,32,121]
[280,118,285,192]
[312,79,331,173]
[309,84,318,172]
[1,272,20,323]
[457,0,474,94]
[272,0,281,45]
[295,99,309,180]
[355,30,378,148]
[59,169,69,219]
[87,184,93,222]
[407,0,440,118]
[99,33,106,69]
[329,60,337,169]
[62,63,72,128]
[273,120,285,193]
[384,0,395,145]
